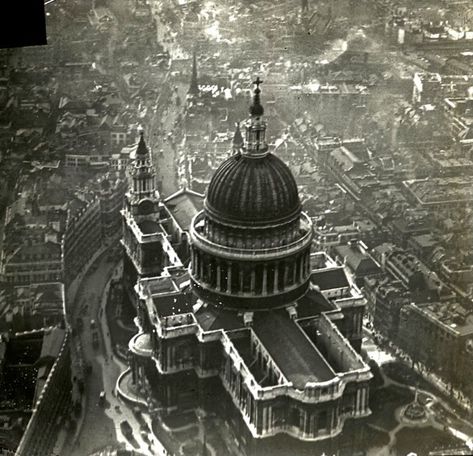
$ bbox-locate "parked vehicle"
[98,391,106,406]
[120,420,133,439]
[140,429,149,443]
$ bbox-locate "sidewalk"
[370,328,472,415]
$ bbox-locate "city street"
[148,8,189,198]
[62,247,167,456]
[64,250,119,455]
[153,81,189,197]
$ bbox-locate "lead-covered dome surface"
[204,152,301,226]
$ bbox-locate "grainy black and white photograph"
[1,0,473,455]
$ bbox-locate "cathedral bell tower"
[128,130,159,204]
[121,131,168,304]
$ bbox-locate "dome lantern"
[244,77,268,157]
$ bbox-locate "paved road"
[147,2,193,197]
[153,81,189,197]
[64,250,119,456]
[63,250,165,456]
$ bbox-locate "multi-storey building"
[443,97,473,147]
[124,82,372,455]
[3,282,65,331]
[412,72,442,105]
[98,173,128,240]
[2,241,63,286]
[398,300,473,394]
[63,194,101,285]
[63,171,126,286]
[363,274,409,340]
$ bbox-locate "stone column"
[273,262,279,293]
[250,268,256,294]
[197,251,202,278]
[262,405,267,433]
[356,388,361,414]
[216,261,221,291]
[208,259,214,287]
[262,264,268,296]
[227,262,232,293]
[200,254,206,283]
[284,261,289,288]
[192,250,198,277]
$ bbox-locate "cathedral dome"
[205,152,301,226]
[190,78,313,310]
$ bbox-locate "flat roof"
[311,268,350,291]
[416,301,473,336]
[138,219,162,235]
[195,304,243,332]
[253,311,335,389]
[165,189,204,231]
[147,277,176,294]
[152,293,193,317]
[403,177,473,205]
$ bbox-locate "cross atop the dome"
[250,76,265,117]
[253,77,263,91]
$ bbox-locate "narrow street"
[149,10,189,198]
[153,81,188,197]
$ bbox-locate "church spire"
[136,129,150,157]
[188,48,199,96]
